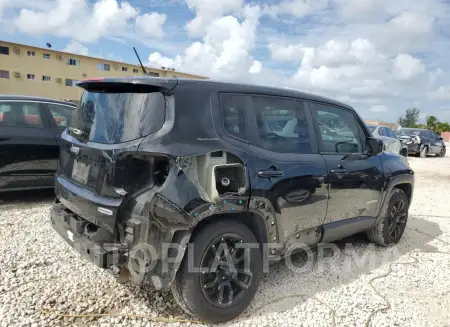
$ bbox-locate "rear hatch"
[56,79,175,232]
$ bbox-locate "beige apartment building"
[364,120,399,131]
[0,40,207,102]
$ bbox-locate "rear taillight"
[114,154,171,195]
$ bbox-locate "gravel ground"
[1,147,449,327]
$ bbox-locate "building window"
[97,63,110,71]
[42,75,51,82]
[133,68,139,73]
[27,51,36,56]
[43,53,51,60]
[27,74,35,80]
[122,67,128,72]
[0,70,9,79]
[65,79,78,87]
[67,58,80,66]
[0,46,9,55]
[148,72,160,77]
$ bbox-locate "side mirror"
[366,137,383,155]
[439,136,444,141]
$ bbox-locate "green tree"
[435,121,450,133]
[426,115,438,131]
[398,108,420,128]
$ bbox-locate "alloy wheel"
[388,198,407,240]
[200,234,253,308]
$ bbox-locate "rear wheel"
[171,220,262,323]
[366,188,409,246]
[436,145,446,157]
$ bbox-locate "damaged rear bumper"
[50,202,128,269]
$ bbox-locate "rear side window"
[70,91,166,144]
[0,102,43,127]
[220,94,247,140]
[311,103,365,153]
[251,96,312,154]
[48,103,74,128]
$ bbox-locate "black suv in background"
[396,128,446,157]
[0,95,76,191]
[50,77,414,323]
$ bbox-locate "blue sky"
[1,0,450,124]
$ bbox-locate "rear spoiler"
[76,77,179,94]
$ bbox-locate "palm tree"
[426,115,438,131]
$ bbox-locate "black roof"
[0,94,76,106]
[77,76,354,110]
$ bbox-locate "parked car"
[367,124,408,157]
[50,77,414,323]
[0,95,76,192]
[396,128,446,157]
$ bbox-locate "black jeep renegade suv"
[50,77,414,323]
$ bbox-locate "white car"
[367,125,407,156]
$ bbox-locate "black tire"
[400,148,408,158]
[366,188,409,246]
[436,145,446,157]
[171,220,262,323]
[420,145,428,158]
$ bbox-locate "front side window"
[311,103,365,153]
[251,96,312,154]
[385,127,396,138]
[0,102,43,127]
[220,94,247,140]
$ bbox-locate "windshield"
[397,129,420,136]
[70,90,166,144]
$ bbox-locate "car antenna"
[133,46,148,75]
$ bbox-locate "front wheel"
[436,145,446,157]
[399,147,408,157]
[171,220,262,323]
[366,188,409,246]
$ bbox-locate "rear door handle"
[330,169,349,175]
[257,170,284,178]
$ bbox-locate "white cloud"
[13,0,166,43]
[427,86,450,100]
[370,105,388,113]
[249,60,262,74]
[184,0,243,37]
[268,43,312,62]
[135,12,166,39]
[63,41,89,56]
[149,5,262,80]
[392,54,425,81]
[264,0,329,18]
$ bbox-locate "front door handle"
[330,168,349,175]
[257,170,284,178]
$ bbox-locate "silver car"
[367,125,407,156]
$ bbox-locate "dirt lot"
[1,149,449,327]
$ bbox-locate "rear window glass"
[70,91,166,144]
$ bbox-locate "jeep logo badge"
[70,145,80,155]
